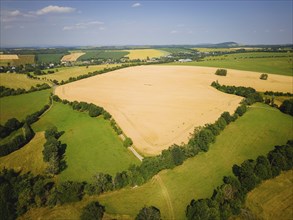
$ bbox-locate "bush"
[279,99,293,116]
[123,137,133,147]
[135,206,161,220]
[80,201,105,220]
[215,69,227,76]
[260,73,268,80]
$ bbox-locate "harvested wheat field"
[61,52,85,62]
[55,66,292,155]
[0,54,19,60]
[125,49,169,60]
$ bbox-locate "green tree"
[135,206,161,220]
[80,201,105,220]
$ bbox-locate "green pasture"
[0,73,43,90]
[32,102,140,182]
[36,54,65,63]
[0,89,51,124]
[77,50,129,61]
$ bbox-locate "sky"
[0,0,292,47]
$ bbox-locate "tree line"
[0,84,50,98]
[186,140,293,220]
[0,123,34,157]
[43,127,66,175]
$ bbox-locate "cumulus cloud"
[63,20,104,31]
[36,5,75,15]
[131,3,141,7]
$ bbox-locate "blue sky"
[0,1,292,47]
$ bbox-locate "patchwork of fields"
[56,65,292,156]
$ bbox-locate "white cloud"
[63,20,104,31]
[9,10,21,16]
[36,5,75,15]
[131,3,141,8]
[170,30,178,34]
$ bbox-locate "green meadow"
[32,102,140,182]
[0,89,51,124]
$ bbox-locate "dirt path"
[128,146,143,161]
[155,175,175,220]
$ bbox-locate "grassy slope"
[167,52,293,76]
[21,103,293,219]
[0,132,47,175]
[243,170,293,220]
[0,73,42,89]
[32,102,140,182]
[125,49,170,60]
[40,64,121,82]
[0,89,51,124]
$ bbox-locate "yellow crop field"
[0,73,43,89]
[61,52,85,62]
[125,49,169,60]
[41,64,121,83]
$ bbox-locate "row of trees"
[211,81,263,105]
[0,123,34,156]
[0,118,23,138]
[264,91,293,97]
[186,140,293,220]
[43,127,66,175]
[0,83,50,98]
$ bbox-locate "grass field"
[0,132,47,175]
[243,170,293,220]
[32,102,140,182]
[40,64,121,83]
[37,53,65,63]
[20,103,293,219]
[167,52,293,76]
[77,50,129,61]
[0,73,43,89]
[0,89,51,124]
[125,49,170,60]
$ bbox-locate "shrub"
[260,73,268,80]
[215,69,227,76]
[123,137,133,147]
[80,201,105,220]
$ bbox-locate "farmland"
[32,102,140,182]
[77,50,129,61]
[0,73,43,89]
[0,54,35,66]
[61,52,85,62]
[0,132,47,175]
[40,64,121,83]
[36,53,65,63]
[168,52,293,76]
[56,65,292,156]
[125,49,170,60]
[193,47,262,52]
[243,170,293,220]
[20,103,293,219]
[0,89,51,124]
